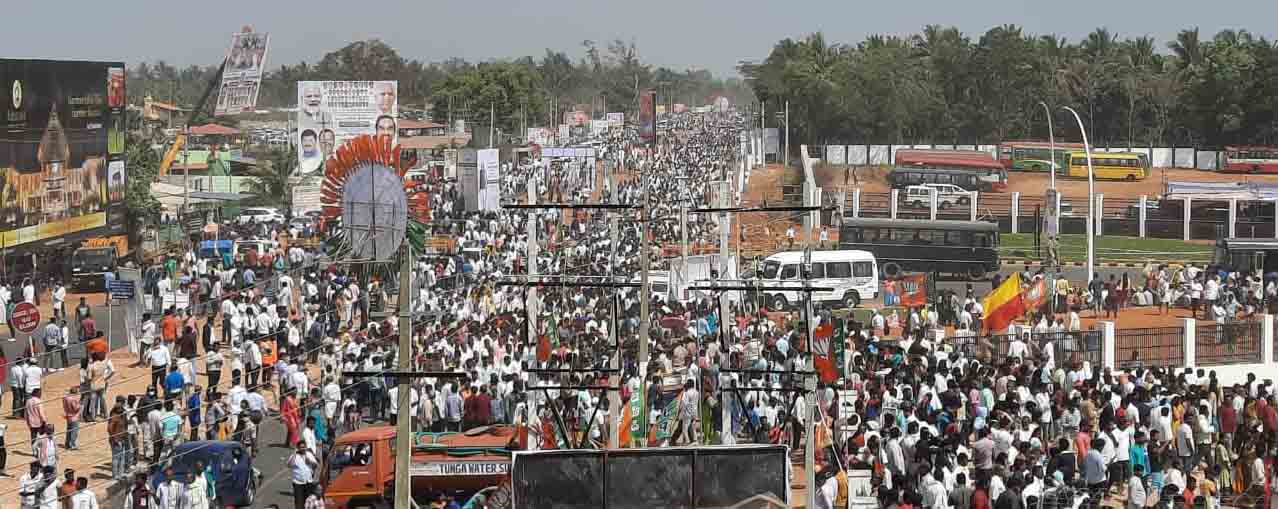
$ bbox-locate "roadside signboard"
[108,280,135,300]
[12,302,39,334]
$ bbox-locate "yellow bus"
[1066,151,1149,181]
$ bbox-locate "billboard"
[477,148,500,212]
[0,59,125,249]
[214,31,270,116]
[511,445,790,508]
[526,127,553,146]
[296,80,397,175]
[638,90,656,144]
[606,112,623,128]
[458,149,480,212]
[290,177,322,216]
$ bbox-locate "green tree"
[245,147,296,208]
[123,134,162,249]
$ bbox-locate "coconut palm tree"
[244,147,296,207]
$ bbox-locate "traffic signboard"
[11,302,40,334]
[108,280,135,300]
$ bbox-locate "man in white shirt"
[289,442,320,508]
[68,477,98,509]
[51,283,66,321]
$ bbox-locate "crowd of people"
[3,107,1276,509]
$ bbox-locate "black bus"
[838,217,1000,280]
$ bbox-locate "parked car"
[236,207,285,225]
[902,184,970,209]
[149,441,260,507]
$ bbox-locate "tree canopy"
[740,26,1278,147]
[125,38,754,136]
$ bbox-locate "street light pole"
[1063,106,1096,283]
[1039,101,1055,191]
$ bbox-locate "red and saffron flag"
[982,272,1026,334]
[813,322,838,383]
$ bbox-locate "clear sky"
[5,0,1276,77]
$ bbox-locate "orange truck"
[321,425,521,508]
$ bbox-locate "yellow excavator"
[157,59,225,177]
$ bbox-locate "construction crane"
[157,60,226,177]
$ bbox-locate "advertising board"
[296,81,397,175]
[639,90,656,145]
[0,59,125,249]
[214,31,270,116]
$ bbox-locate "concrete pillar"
[852,188,861,218]
[929,187,938,221]
[1183,318,1196,368]
[890,189,899,219]
[1139,195,1148,238]
[969,191,979,222]
[1264,314,1274,364]
[1273,199,1278,239]
[1183,197,1192,241]
[1100,321,1116,369]
[1011,192,1020,234]
[1094,193,1104,236]
[1228,198,1238,238]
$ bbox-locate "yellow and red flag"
[982,272,1025,334]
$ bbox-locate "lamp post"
[1039,101,1056,190]
[1063,106,1096,283]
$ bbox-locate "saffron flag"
[813,322,838,383]
[982,272,1025,334]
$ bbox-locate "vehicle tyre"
[967,265,987,281]
[240,475,257,507]
[1125,174,1136,182]
[843,291,861,309]
[958,196,970,205]
[770,295,788,311]
[939,201,950,210]
[912,200,923,209]
[882,262,902,279]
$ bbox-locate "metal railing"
[1195,320,1263,366]
[1116,326,1185,369]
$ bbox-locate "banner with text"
[295,80,397,175]
[214,31,270,116]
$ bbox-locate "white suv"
[237,207,285,225]
[903,184,970,209]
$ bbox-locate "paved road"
[0,302,130,372]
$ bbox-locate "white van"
[756,250,878,310]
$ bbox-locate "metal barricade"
[1195,320,1263,366]
[1116,326,1185,369]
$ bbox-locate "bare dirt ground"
[814,164,1278,199]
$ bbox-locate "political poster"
[478,148,501,211]
[639,90,656,145]
[897,273,929,308]
[458,149,480,212]
[290,177,322,216]
[526,127,553,146]
[606,112,623,128]
[214,31,270,116]
[590,119,607,138]
[0,59,125,249]
[296,80,397,175]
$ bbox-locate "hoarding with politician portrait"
[295,80,397,175]
[0,59,125,249]
[214,31,270,116]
